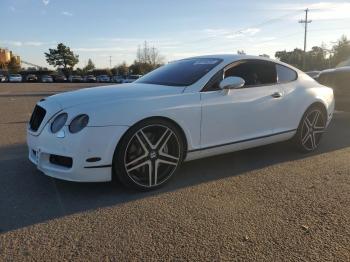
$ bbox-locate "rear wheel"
[295,105,327,152]
[113,119,184,190]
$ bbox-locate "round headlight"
[69,114,89,133]
[51,113,68,133]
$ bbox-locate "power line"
[182,9,301,46]
[309,26,350,32]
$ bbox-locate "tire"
[294,105,327,153]
[113,118,185,191]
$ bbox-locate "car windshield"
[136,58,223,86]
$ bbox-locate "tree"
[275,35,350,70]
[308,46,328,70]
[75,67,84,76]
[275,48,306,70]
[45,43,79,76]
[129,61,154,75]
[92,68,112,76]
[112,61,129,76]
[83,58,95,73]
[331,35,350,66]
[237,50,246,55]
[134,41,164,74]
[7,56,21,73]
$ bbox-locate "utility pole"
[299,8,312,70]
[109,56,112,68]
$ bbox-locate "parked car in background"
[69,75,83,82]
[53,75,67,82]
[26,74,38,82]
[306,71,320,80]
[96,75,111,83]
[41,75,53,83]
[122,74,142,83]
[84,75,96,83]
[8,74,22,82]
[0,74,7,82]
[317,66,350,111]
[112,75,124,83]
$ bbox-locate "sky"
[1,0,350,69]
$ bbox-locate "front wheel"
[113,119,184,190]
[295,106,327,152]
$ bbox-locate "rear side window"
[276,64,297,83]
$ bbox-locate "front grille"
[29,105,46,131]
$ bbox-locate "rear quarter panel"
[279,73,334,131]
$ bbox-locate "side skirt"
[185,129,296,162]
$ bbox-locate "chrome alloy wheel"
[124,125,181,188]
[300,109,326,151]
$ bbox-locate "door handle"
[271,92,282,98]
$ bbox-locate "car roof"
[186,54,272,62]
[320,66,350,75]
[335,66,350,72]
[181,54,301,72]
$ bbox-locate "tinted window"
[137,58,222,86]
[276,64,297,83]
[224,60,277,87]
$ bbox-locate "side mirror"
[219,76,245,90]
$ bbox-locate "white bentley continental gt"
[27,55,335,190]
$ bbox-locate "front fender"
[67,92,202,151]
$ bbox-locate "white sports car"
[27,55,335,190]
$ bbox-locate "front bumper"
[27,124,128,182]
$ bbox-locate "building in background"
[0,48,21,69]
[0,48,11,64]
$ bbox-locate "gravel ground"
[0,83,350,261]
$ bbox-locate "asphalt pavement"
[1,83,350,261]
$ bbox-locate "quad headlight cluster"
[51,113,89,134]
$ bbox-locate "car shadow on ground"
[0,111,349,233]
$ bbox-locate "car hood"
[46,83,185,109]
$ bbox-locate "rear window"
[137,58,223,86]
[276,64,297,83]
